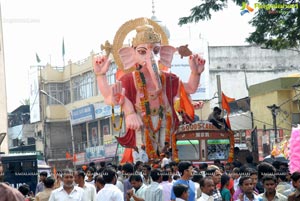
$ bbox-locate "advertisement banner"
[104,143,118,158]
[74,152,86,165]
[85,145,105,160]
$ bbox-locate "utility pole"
[267,104,280,143]
[0,3,8,154]
[216,75,222,108]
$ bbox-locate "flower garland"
[165,112,172,143]
[134,71,165,133]
[134,70,173,160]
[111,105,123,131]
[145,128,157,159]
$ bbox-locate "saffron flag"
[221,92,235,129]
[52,166,57,176]
[66,151,72,159]
[73,154,77,162]
[179,81,194,122]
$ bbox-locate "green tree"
[178,0,300,53]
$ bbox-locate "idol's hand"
[125,112,143,130]
[189,54,205,75]
[111,81,125,105]
[93,55,111,76]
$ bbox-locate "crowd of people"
[1,151,299,201]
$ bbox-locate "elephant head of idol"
[118,20,176,91]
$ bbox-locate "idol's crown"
[132,23,161,47]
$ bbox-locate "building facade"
[31,52,124,169]
[249,76,300,138]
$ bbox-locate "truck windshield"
[176,140,199,160]
[207,139,230,160]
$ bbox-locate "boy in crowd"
[173,184,189,201]
[259,175,287,201]
[237,176,262,201]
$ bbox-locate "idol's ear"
[118,47,137,70]
[160,45,176,68]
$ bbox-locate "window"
[106,63,117,85]
[94,62,117,96]
[292,113,300,125]
[45,81,70,105]
[207,139,230,160]
[176,140,199,160]
[72,71,95,101]
[27,137,36,145]
[64,81,71,104]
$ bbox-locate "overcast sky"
[1,0,255,112]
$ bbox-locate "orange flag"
[179,81,194,121]
[52,166,57,177]
[73,154,77,162]
[221,92,235,113]
[66,152,72,159]
[221,92,235,129]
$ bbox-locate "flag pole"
[62,37,65,67]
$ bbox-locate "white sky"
[1,0,255,112]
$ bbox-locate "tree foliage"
[178,0,300,52]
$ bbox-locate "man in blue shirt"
[170,161,196,201]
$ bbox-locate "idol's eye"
[153,46,160,55]
[136,48,147,55]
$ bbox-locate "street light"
[267,104,280,143]
[40,90,76,169]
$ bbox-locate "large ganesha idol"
[93,18,205,161]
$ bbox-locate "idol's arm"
[183,54,205,94]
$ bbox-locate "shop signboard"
[71,105,95,125]
[94,103,121,119]
[85,145,105,160]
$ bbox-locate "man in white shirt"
[96,168,124,201]
[198,177,215,201]
[161,152,171,169]
[161,171,173,201]
[132,146,142,164]
[140,145,149,163]
[126,174,147,201]
[74,170,97,201]
[145,169,163,201]
[49,169,85,201]
[142,164,152,186]
[232,167,241,191]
